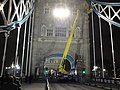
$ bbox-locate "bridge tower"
[32,0,90,77]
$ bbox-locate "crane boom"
[58,10,80,74]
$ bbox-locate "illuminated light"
[82,68,86,74]
[92,66,98,71]
[16,64,20,69]
[44,67,49,74]
[82,71,86,74]
[53,7,70,18]
[103,69,106,72]
[5,67,8,69]
[11,63,15,68]
[0,3,3,11]
[75,70,77,75]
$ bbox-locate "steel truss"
[91,0,120,27]
[89,0,120,79]
[0,0,35,77]
[0,0,35,31]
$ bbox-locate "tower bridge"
[0,0,120,85]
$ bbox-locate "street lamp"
[53,7,70,18]
[11,63,15,69]
[15,64,20,70]
[92,66,98,71]
[103,69,106,72]
[92,66,99,77]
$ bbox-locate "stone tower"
[32,0,90,77]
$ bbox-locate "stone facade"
[32,0,90,76]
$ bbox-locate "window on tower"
[55,27,66,37]
[47,29,53,37]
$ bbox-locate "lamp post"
[92,66,98,77]
[15,64,20,77]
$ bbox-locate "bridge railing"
[92,78,120,85]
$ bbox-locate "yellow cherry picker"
[58,10,80,75]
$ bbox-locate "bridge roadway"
[21,83,45,90]
[21,82,118,90]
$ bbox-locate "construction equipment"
[58,10,80,74]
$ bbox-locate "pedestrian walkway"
[21,83,45,90]
[85,82,119,90]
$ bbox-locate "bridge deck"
[21,83,45,90]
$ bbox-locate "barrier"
[45,78,50,90]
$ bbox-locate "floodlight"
[53,7,70,18]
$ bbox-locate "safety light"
[82,68,86,74]
[44,67,48,74]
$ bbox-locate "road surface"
[50,83,103,90]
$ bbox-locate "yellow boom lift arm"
[58,10,80,74]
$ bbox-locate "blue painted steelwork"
[47,53,75,70]
[89,0,120,28]
[91,0,120,6]
[0,0,35,31]
[0,8,34,30]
